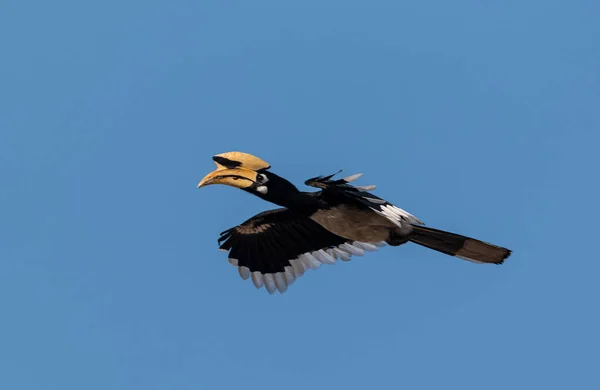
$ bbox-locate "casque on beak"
[197,151,271,189]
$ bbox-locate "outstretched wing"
[305,171,424,227]
[218,208,385,294]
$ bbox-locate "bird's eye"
[257,173,268,183]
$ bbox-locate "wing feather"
[305,171,424,227]
[217,208,385,294]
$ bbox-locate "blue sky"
[1,1,599,389]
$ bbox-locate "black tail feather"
[409,225,511,264]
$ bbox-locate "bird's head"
[197,152,299,203]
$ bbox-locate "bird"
[197,151,511,294]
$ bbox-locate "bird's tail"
[409,225,511,264]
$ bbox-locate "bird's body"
[310,203,399,243]
[198,151,512,294]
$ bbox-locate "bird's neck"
[260,184,322,214]
[278,192,323,215]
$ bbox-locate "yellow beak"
[197,167,258,189]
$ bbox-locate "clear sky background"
[1,1,599,389]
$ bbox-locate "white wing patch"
[227,240,386,294]
[354,185,377,191]
[342,173,363,183]
[372,204,424,227]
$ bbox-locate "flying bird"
[198,151,511,294]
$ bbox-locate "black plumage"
[198,152,512,294]
[218,208,348,274]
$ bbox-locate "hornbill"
[197,151,511,294]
